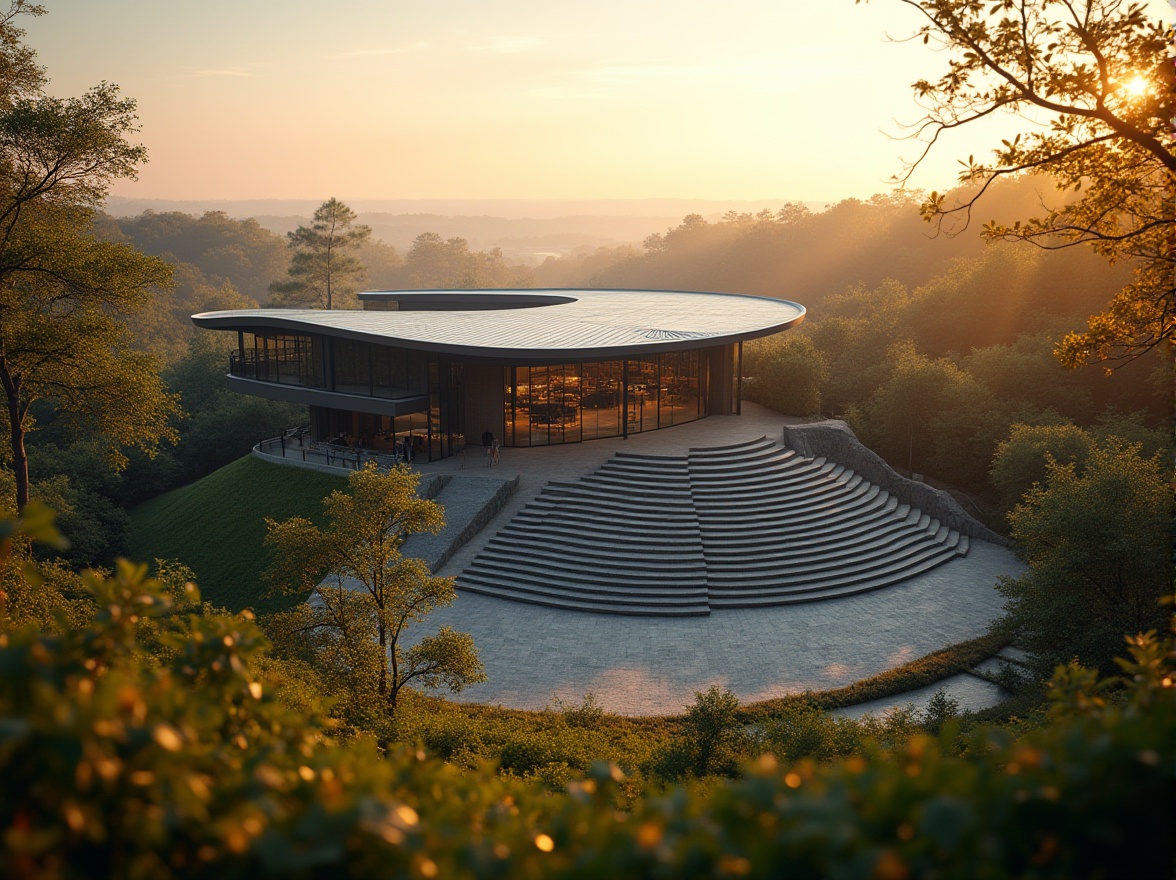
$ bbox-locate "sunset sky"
[27,0,1173,204]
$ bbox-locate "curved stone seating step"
[703,522,961,572]
[578,476,693,497]
[690,460,845,492]
[508,515,696,536]
[703,513,939,559]
[477,542,706,575]
[692,466,864,496]
[706,552,962,607]
[690,472,872,514]
[455,576,711,616]
[529,487,696,510]
[687,446,800,474]
[691,508,931,557]
[525,493,695,512]
[707,539,961,588]
[687,452,809,480]
[689,455,845,486]
[465,561,707,594]
[456,436,970,616]
[686,436,781,461]
[695,496,908,535]
[705,531,961,585]
[496,522,701,549]
[521,503,699,526]
[586,462,690,479]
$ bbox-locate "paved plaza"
[403,404,1024,716]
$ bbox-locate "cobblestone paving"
[395,404,1026,716]
[412,540,1021,716]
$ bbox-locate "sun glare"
[1124,75,1148,96]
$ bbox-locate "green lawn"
[128,456,346,613]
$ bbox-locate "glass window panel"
[626,359,658,434]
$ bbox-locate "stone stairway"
[456,436,968,615]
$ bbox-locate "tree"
[0,4,180,512]
[268,197,371,309]
[400,231,532,290]
[264,462,485,713]
[659,685,751,779]
[989,422,1094,512]
[869,0,1173,367]
[742,332,830,416]
[858,344,971,476]
[993,437,1169,676]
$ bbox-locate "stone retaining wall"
[780,421,1006,545]
[429,475,521,573]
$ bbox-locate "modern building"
[191,289,806,462]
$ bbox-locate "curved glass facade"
[504,352,703,447]
[227,331,722,460]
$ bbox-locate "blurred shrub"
[2,514,1172,878]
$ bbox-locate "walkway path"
[403,404,1024,716]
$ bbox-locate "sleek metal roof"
[191,289,805,363]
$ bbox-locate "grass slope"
[128,456,345,613]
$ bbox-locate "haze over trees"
[865,0,1174,368]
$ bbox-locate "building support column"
[621,360,629,440]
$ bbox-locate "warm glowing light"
[1124,75,1148,96]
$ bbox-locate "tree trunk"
[0,361,28,512]
[378,620,388,696]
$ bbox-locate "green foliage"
[921,689,961,735]
[657,686,751,780]
[995,438,1170,676]
[265,463,484,714]
[554,692,609,729]
[990,423,1095,513]
[962,332,1097,420]
[128,456,345,613]
[0,501,92,632]
[2,525,1173,878]
[758,702,927,765]
[111,209,288,301]
[398,695,671,787]
[0,6,181,512]
[398,231,534,290]
[104,210,284,367]
[741,332,829,416]
[268,198,371,310]
[859,345,972,476]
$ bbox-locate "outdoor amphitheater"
[259,402,1024,716]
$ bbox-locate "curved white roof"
[192,288,805,362]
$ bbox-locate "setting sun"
[1124,74,1149,95]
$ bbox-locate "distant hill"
[102,197,829,264]
[103,196,828,220]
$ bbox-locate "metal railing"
[256,427,409,472]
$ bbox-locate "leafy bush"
[995,438,1169,676]
[3,515,1173,878]
[921,689,961,734]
